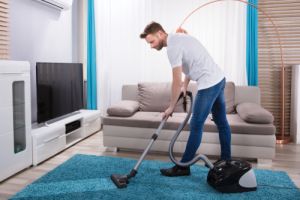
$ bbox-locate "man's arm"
[170,66,183,108]
[163,66,182,119]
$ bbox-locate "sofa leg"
[105,147,119,152]
[257,159,272,168]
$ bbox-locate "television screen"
[36,62,84,123]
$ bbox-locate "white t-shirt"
[167,33,224,90]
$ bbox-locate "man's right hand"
[181,86,187,97]
[162,106,174,120]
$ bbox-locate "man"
[140,22,231,177]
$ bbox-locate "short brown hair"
[140,21,166,39]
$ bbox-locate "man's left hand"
[176,27,188,34]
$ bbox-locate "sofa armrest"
[236,102,274,124]
[107,100,139,117]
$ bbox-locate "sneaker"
[160,165,191,177]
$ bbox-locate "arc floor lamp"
[178,0,289,144]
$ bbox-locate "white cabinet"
[0,61,32,182]
[291,65,300,144]
[31,109,101,165]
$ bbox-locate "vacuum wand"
[133,118,168,171]
[111,92,188,189]
[111,117,168,188]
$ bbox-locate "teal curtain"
[87,0,97,109]
[246,0,258,86]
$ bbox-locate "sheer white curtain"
[95,0,247,112]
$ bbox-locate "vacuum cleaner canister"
[207,160,257,193]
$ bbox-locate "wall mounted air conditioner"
[34,0,73,10]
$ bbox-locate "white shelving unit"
[31,109,101,165]
[0,61,32,182]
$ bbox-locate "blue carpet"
[10,154,300,200]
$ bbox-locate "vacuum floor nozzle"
[111,174,129,188]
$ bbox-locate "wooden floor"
[0,131,299,200]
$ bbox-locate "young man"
[140,22,231,177]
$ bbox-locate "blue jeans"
[181,78,231,162]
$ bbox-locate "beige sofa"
[102,82,276,161]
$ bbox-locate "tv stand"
[31,109,101,165]
[65,120,82,147]
[44,111,81,126]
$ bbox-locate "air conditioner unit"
[34,0,73,10]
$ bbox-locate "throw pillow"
[138,82,190,113]
[107,100,139,117]
[236,102,274,124]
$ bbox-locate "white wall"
[9,0,80,122]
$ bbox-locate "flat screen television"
[36,62,84,123]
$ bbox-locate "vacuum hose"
[169,91,214,169]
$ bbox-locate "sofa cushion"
[107,100,139,117]
[102,112,276,135]
[236,102,274,124]
[104,124,276,148]
[138,82,190,113]
[224,82,235,113]
[137,82,234,113]
[204,114,275,135]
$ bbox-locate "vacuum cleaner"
[111,91,257,193]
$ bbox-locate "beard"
[155,40,164,51]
